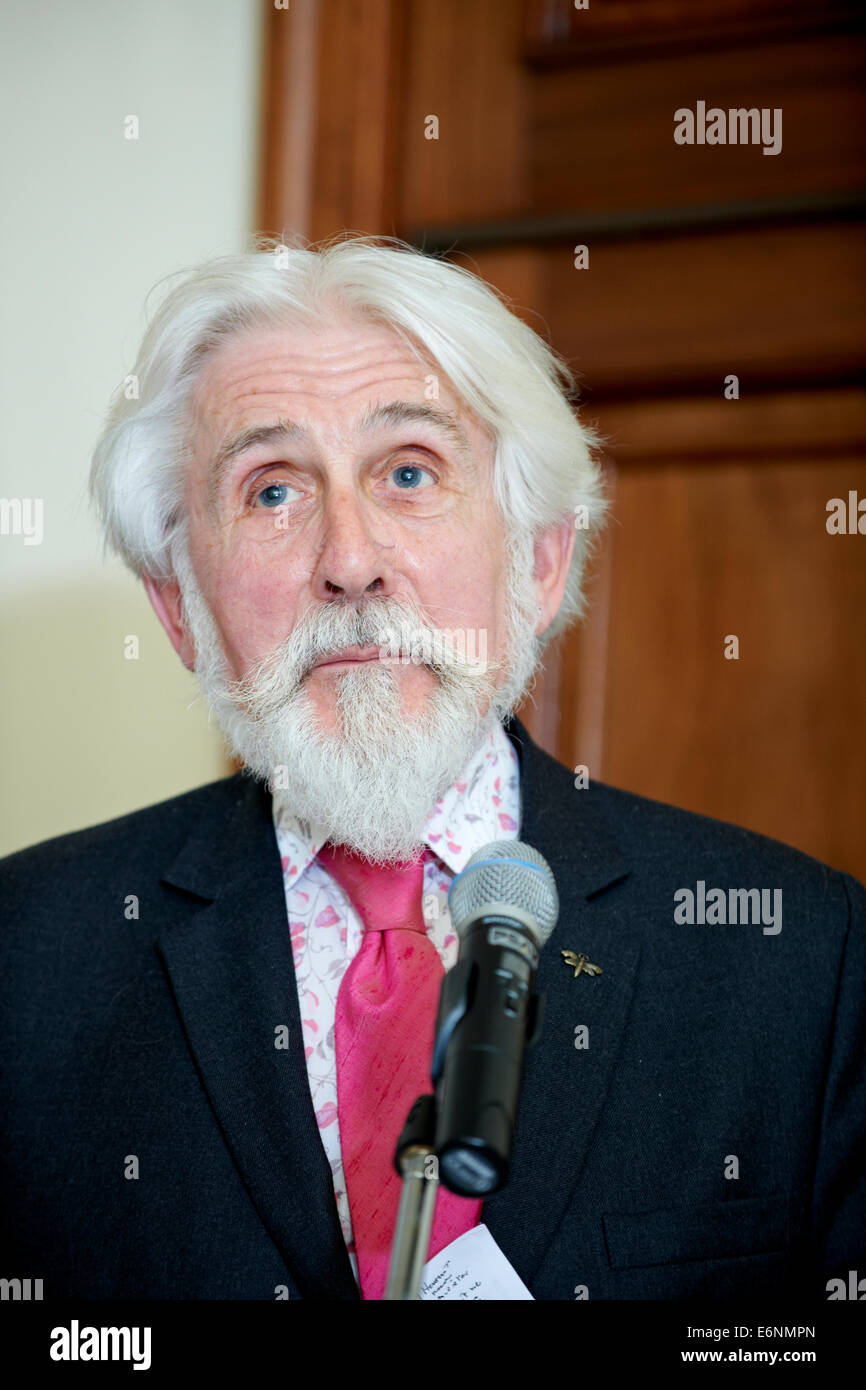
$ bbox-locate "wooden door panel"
[556,434,866,881]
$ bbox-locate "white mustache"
[226,597,500,717]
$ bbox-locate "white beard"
[172,533,542,864]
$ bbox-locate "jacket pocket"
[603,1194,791,1270]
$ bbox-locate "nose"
[310,484,396,604]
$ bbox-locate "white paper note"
[418,1224,535,1300]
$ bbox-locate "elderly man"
[1,237,864,1302]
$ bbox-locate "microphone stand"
[385,841,553,1299]
[384,965,540,1298]
[384,1095,440,1300]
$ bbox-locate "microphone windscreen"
[448,840,559,948]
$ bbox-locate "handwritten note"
[418,1224,534,1300]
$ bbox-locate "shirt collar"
[272,720,521,885]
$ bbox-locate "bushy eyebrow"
[208,400,472,506]
[357,401,471,458]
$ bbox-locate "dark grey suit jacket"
[1,717,864,1298]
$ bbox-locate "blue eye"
[391,464,432,489]
[257,483,290,508]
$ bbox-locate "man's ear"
[143,574,196,671]
[533,519,577,635]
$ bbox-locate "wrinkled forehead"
[185,312,496,486]
[189,311,460,422]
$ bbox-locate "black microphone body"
[431,843,558,1197]
[432,917,541,1196]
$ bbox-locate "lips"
[311,647,382,670]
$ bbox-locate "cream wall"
[0,0,263,855]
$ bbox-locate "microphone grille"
[448,840,559,948]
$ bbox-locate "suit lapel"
[481,719,641,1288]
[158,774,359,1300]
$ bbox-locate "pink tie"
[318,842,483,1300]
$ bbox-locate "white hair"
[89,233,607,638]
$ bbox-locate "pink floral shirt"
[271,722,521,1283]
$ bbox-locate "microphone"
[431,840,559,1197]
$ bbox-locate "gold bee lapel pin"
[561,949,602,979]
